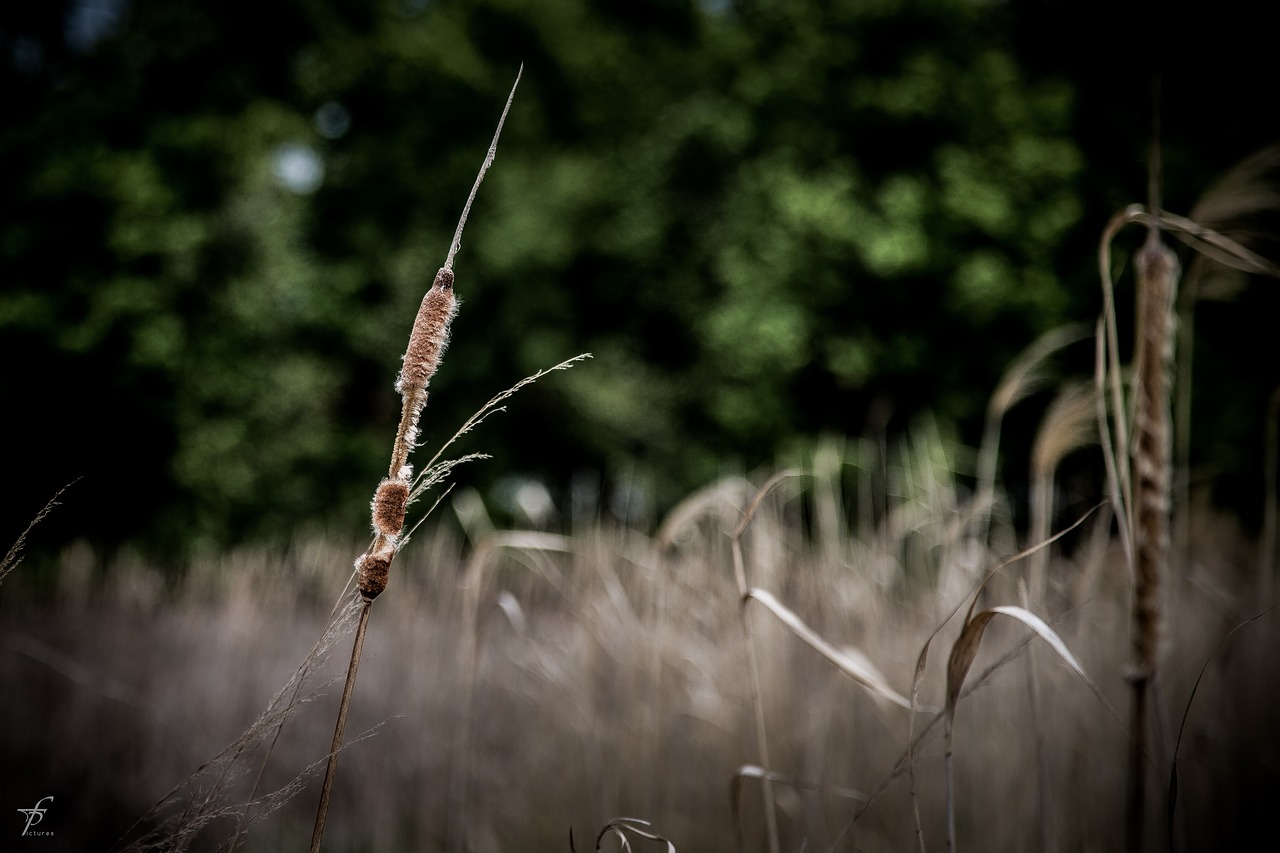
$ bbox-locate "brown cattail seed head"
[357,533,398,600]
[396,267,458,397]
[372,477,410,536]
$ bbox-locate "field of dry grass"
[2,458,1276,852]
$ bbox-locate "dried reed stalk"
[730,472,799,853]
[1028,381,1097,603]
[448,532,572,853]
[1098,179,1273,853]
[1261,388,1280,605]
[1127,226,1178,853]
[974,325,1088,546]
[906,503,1108,853]
[309,67,522,853]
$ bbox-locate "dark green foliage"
[2,0,1276,555]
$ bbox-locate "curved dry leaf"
[989,323,1091,419]
[945,606,1123,733]
[656,475,753,550]
[1169,602,1280,838]
[906,502,1101,851]
[587,818,676,853]
[744,588,911,709]
[734,469,805,540]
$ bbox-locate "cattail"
[372,476,411,537]
[356,532,397,600]
[389,268,459,478]
[397,267,458,398]
[310,69,521,853]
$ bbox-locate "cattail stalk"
[1128,227,1178,852]
[357,265,458,600]
[310,67,521,853]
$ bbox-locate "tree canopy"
[3,0,1277,556]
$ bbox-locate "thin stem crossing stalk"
[309,601,372,853]
[731,475,795,853]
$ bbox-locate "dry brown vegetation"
[2,451,1277,851]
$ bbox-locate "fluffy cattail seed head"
[372,477,410,536]
[357,533,398,600]
[396,268,457,398]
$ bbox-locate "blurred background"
[3,0,1279,559]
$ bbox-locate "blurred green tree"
[1,0,1276,556]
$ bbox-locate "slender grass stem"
[310,598,372,853]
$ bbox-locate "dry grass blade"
[1028,381,1098,601]
[570,818,676,853]
[744,587,911,709]
[943,604,1127,853]
[1261,388,1280,604]
[907,502,1102,853]
[450,532,574,853]
[1094,315,1133,568]
[114,595,365,852]
[1,480,77,587]
[729,470,803,853]
[1188,144,1280,226]
[975,326,1089,542]
[1098,206,1139,560]
[655,474,753,550]
[733,469,804,542]
[445,65,522,272]
[419,353,593,477]
[831,625,1055,853]
[988,325,1090,431]
[1169,602,1280,846]
[1110,204,1280,279]
[731,765,867,851]
[945,605,1120,726]
[1031,382,1099,488]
